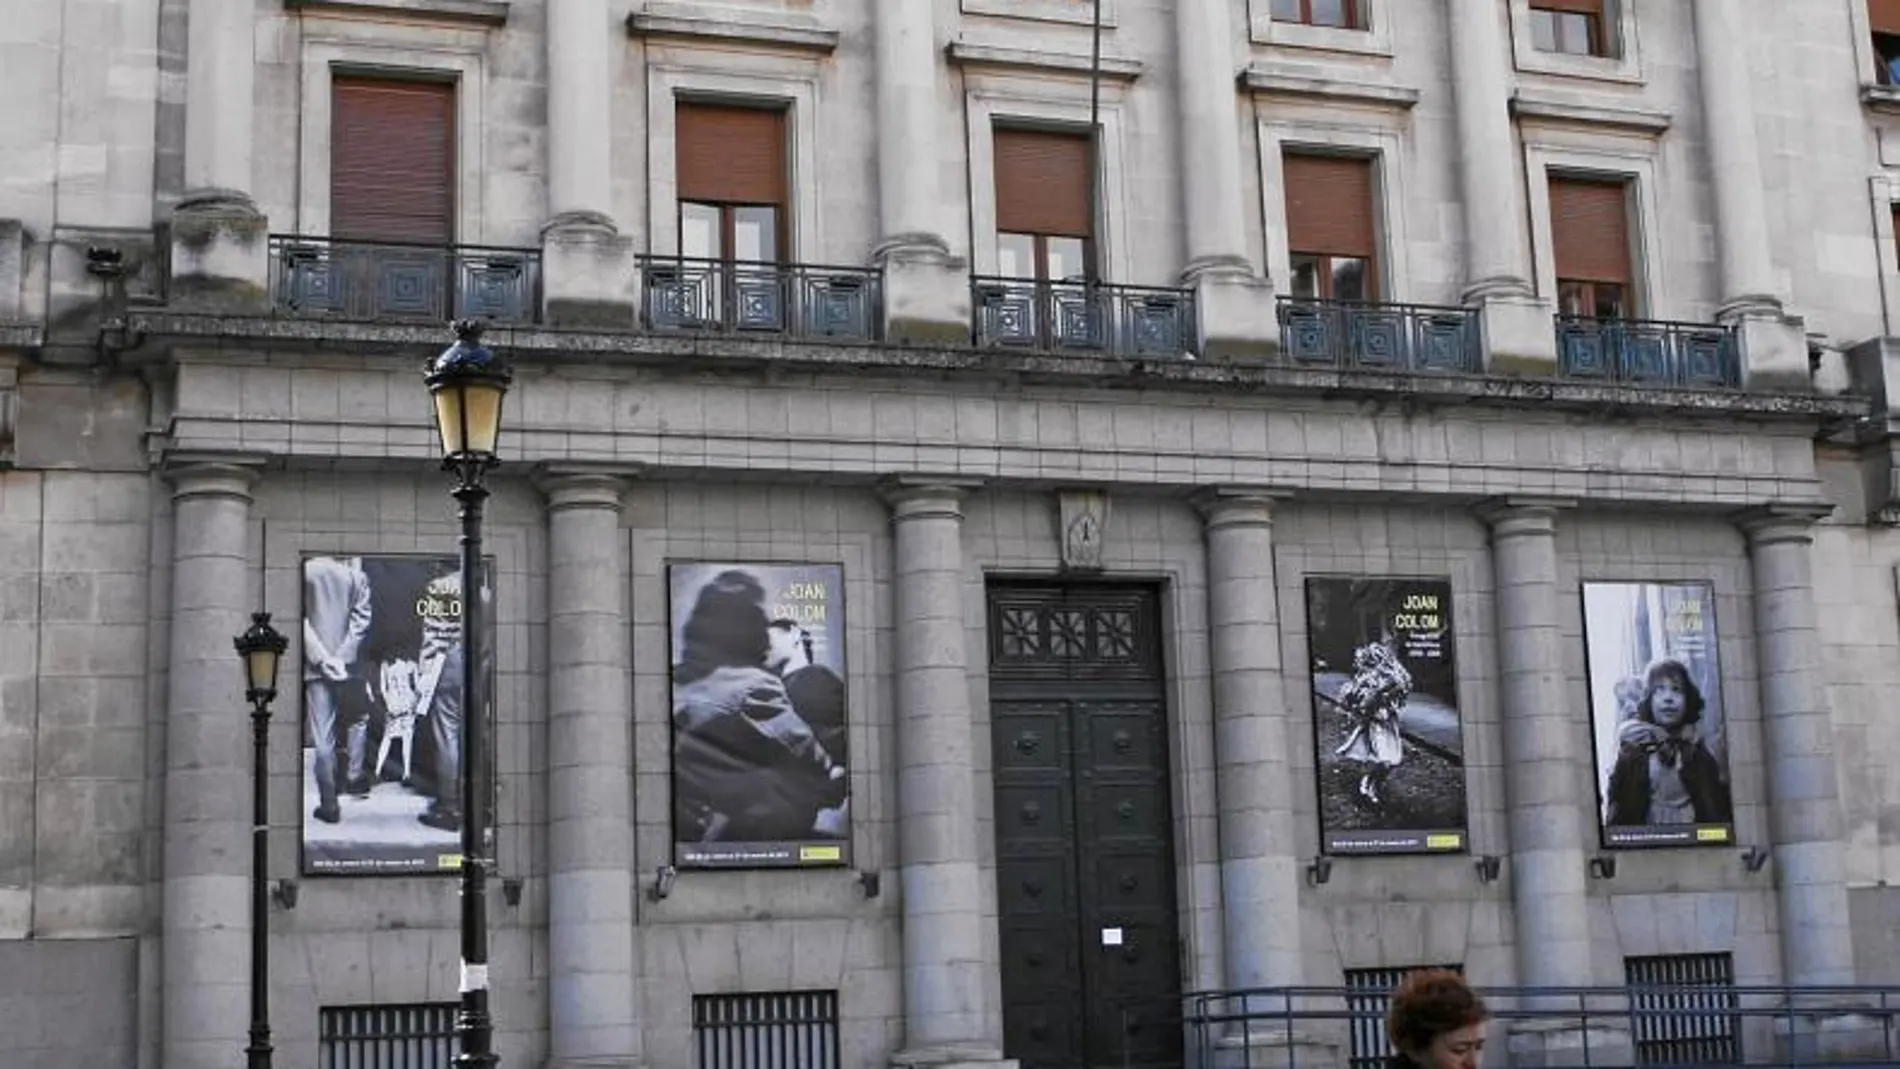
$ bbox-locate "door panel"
[989,585,1182,1069]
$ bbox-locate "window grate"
[319,1003,457,1069]
[1344,964,1464,1069]
[693,990,841,1069]
[1624,952,1740,1065]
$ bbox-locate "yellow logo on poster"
[799,845,842,863]
[1696,827,1730,843]
[1426,833,1464,851]
[439,853,465,869]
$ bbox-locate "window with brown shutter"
[1269,0,1365,30]
[330,76,456,245]
[1873,0,1900,83]
[1549,174,1634,319]
[1529,0,1611,57]
[992,127,1094,283]
[675,102,788,265]
[1282,151,1379,301]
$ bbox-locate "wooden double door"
[986,583,1184,1069]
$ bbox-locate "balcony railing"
[268,235,542,325]
[971,277,1198,358]
[1278,297,1481,373]
[638,256,882,342]
[1556,314,1741,388]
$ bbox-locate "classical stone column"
[1175,0,1275,359]
[172,0,268,311]
[1736,507,1855,983]
[1691,0,1804,388]
[873,4,968,344]
[882,477,1002,1067]
[540,469,641,1068]
[1446,0,1555,372]
[542,0,635,328]
[161,461,260,1069]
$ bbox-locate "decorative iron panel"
[1556,315,1741,388]
[692,990,841,1069]
[638,257,881,341]
[1624,952,1740,1065]
[1277,297,1481,373]
[1343,965,1464,1069]
[971,277,1197,358]
[319,1002,457,1069]
[269,236,541,325]
[988,583,1182,1069]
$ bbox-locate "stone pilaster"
[1692,0,1806,388]
[1175,0,1274,360]
[1477,499,1592,988]
[161,461,260,1069]
[881,477,1003,1068]
[1446,0,1556,373]
[539,468,641,1068]
[172,0,267,312]
[541,0,635,328]
[873,5,968,345]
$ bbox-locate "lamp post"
[234,611,288,1069]
[424,318,512,1068]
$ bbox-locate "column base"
[1472,292,1559,375]
[889,1046,1014,1069]
[878,241,971,347]
[169,196,270,314]
[1208,1024,1342,1069]
[541,221,636,329]
[1729,311,1810,392]
[1504,1020,1632,1068]
[1772,1011,1894,1062]
[1184,265,1276,363]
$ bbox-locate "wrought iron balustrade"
[971,276,1198,358]
[1556,314,1741,388]
[1175,983,1900,1068]
[269,235,542,325]
[1277,297,1481,373]
[638,256,882,341]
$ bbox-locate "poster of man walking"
[300,554,495,875]
[668,562,850,868]
[1304,576,1469,855]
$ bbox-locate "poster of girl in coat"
[668,562,851,868]
[1305,576,1469,855]
[1583,581,1735,848]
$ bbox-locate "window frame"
[966,94,1131,283]
[1547,174,1637,319]
[1524,148,1664,321]
[1258,116,1410,305]
[1270,0,1365,31]
[1248,0,1392,56]
[1508,0,1643,85]
[1528,3,1605,58]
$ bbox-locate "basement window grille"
[1624,952,1740,1065]
[693,990,842,1069]
[319,1002,457,1069]
[1344,964,1464,1069]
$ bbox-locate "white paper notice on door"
[1100,927,1124,947]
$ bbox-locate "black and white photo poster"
[1583,581,1735,848]
[669,563,851,868]
[1305,576,1469,855]
[300,554,495,875]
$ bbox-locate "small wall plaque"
[1058,489,1110,573]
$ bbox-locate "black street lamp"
[234,611,288,1069]
[424,318,512,1068]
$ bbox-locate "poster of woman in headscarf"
[667,563,850,868]
[1582,581,1735,848]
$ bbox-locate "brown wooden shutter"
[330,77,455,245]
[993,128,1093,238]
[1874,0,1900,35]
[1549,176,1632,283]
[676,103,787,206]
[1530,0,1602,14]
[1283,153,1376,258]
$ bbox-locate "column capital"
[533,463,638,511]
[162,455,265,503]
[1735,502,1833,547]
[880,475,983,521]
[1193,486,1290,530]
[1475,495,1574,537]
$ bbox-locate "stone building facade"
[3,0,1900,1067]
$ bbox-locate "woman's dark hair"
[1388,969,1488,1054]
[1636,658,1705,726]
[675,570,771,684]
